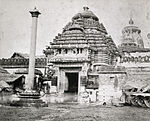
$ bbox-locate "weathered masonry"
[44,7,126,104]
[118,18,150,84]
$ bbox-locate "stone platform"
[10,90,48,107]
[41,93,78,103]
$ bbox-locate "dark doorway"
[65,73,78,93]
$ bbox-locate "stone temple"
[1,7,150,105]
[44,7,126,104]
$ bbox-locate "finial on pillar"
[30,7,41,18]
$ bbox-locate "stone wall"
[0,58,46,68]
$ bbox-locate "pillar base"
[10,90,48,107]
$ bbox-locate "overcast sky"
[0,0,150,58]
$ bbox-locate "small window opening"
[65,49,68,54]
[58,49,61,54]
[77,48,79,54]
[80,48,83,53]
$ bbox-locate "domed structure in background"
[118,18,150,90]
[119,18,144,52]
[117,19,150,108]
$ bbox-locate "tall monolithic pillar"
[26,8,41,90]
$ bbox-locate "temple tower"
[119,18,144,51]
[44,7,126,104]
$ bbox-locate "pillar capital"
[29,7,41,18]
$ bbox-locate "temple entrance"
[58,68,81,102]
[65,73,78,93]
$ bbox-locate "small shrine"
[44,7,126,104]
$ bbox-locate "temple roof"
[15,68,43,75]
[45,7,119,65]
[11,52,45,59]
[0,66,9,74]
[0,68,22,83]
[11,52,29,59]
[0,80,10,88]
[0,74,22,83]
[122,18,141,35]
[62,7,107,34]
[72,7,99,21]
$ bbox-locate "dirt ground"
[0,103,150,121]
